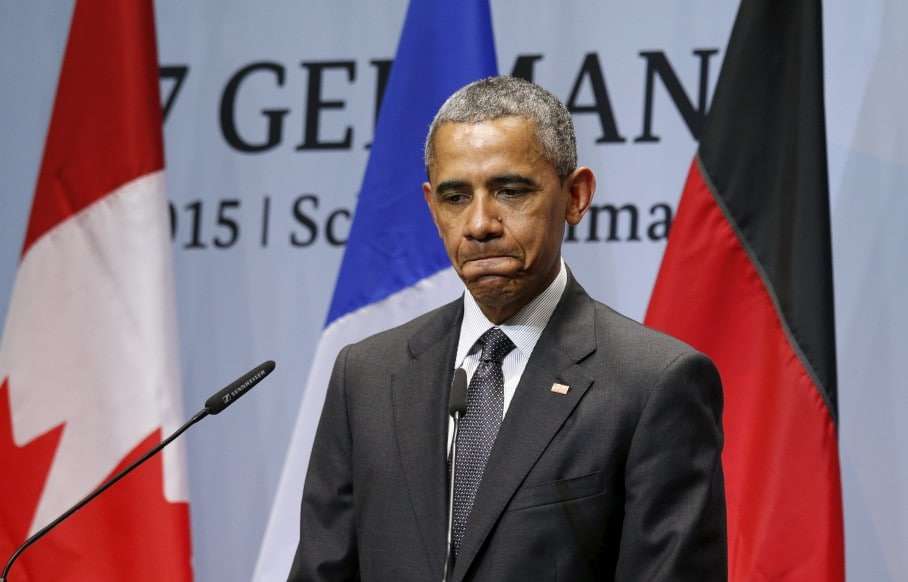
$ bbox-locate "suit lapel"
[451,278,598,582]
[391,299,463,579]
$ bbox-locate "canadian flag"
[0,1,193,580]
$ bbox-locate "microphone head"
[449,368,468,417]
[205,360,276,415]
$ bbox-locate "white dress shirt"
[447,259,567,451]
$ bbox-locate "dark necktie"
[451,327,515,559]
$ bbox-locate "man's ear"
[564,166,596,225]
[423,182,442,236]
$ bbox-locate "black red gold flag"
[646,0,844,579]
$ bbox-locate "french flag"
[254,0,497,579]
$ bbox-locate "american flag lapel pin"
[550,382,570,395]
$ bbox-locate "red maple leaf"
[0,378,193,581]
[0,378,64,581]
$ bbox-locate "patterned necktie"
[451,327,515,559]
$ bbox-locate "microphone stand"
[443,408,462,582]
[443,367,467,582]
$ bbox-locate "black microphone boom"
[0,360,276,582]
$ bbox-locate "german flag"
[645,0,844,579]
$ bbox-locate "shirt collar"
[455,258,568,366]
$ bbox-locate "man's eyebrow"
[434,175,539,194]
[487,174,538,188]
[435,180,470,194]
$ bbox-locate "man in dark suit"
[288,76,726,581]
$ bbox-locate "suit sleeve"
[288,345,360,582]
[615,351,727,581]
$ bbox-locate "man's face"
[423,116,593,323]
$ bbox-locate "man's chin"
[465,277,523,307]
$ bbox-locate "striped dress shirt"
[447,259,567,451]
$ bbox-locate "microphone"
[205,360,276,414]
[443,368,468,582]
[0,360,276,582]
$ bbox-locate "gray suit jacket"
[288,275,726,581]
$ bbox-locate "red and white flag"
[0,1,193,580]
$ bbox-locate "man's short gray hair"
[424,76,577,179]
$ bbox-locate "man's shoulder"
[594,298,696,350]
[586,295,711,377]
[562,270,697,361]
[341,295,462,364]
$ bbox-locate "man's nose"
[463,193,503,241]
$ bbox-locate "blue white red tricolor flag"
[253,1,498,578]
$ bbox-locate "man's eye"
[442,193,468,204]
[499,188,527,198]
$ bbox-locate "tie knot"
[477,328,515,364]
